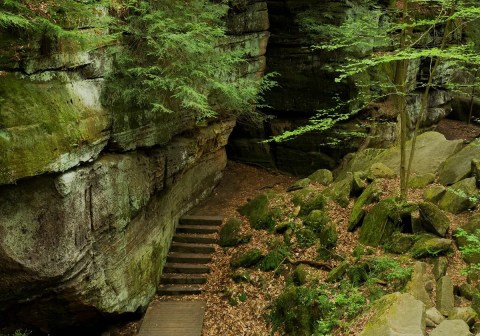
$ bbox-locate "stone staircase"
[157,216,222,296]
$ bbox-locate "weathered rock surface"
[438,138,480,185]
[436,276,455,316]
[348,181,382,232]
[426,307,446,326]
[359,198,401,247]
[308,168,333,185]
[433,257,448,281]
[359,293,425,336]
[430,319,472,336]
[407,262,434,308]
[418,202,450,237]
[411,235,452,258]
[439,177,479,214]
[449,307,477,327]
[0,121,233,331]
[453,214,480,264]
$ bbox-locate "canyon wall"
[0,1,268,333]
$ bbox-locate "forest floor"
[112,118,480,336]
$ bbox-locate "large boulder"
[359,198,407,247]
[308,168,333,185]
[438,138,480,185]
[322,173,353,208]
[411,235,452,258]
[0,121,232,331]
[430,319,471,336]
[418,202,450,237]
[359,293,425,336]
[436,276,455,316]
[438,177,479,214]
[406,262,434,308]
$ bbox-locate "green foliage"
[455,228,480,276]
[0,0,115,56]
[270,282,366,336]
[259,243,290,272]
[103,0,272,122]
[269,0,480,143]
[368,256,412,290]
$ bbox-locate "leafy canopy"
[104,0,273,122]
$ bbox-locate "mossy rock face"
[410,235,452,259]
[336,148,385,180]
[322,173,353,208]
[0,73,110,184]
[418,202,450,237]
[384,232,415,254]
[326,261,349,283]
[259,245,289,272]
[219,218,243,247]
[287,178,311,192]
[352,171,367,195]
[230,249,263,268]
[438,177,479,214]
[303,210,331,235]
[453,214,480,264]
[298,193,327,217]
[438,138,480,186]
[359,198,403,247]
[292,187,315,206]
[408,173,436,189]
[308,169,333,186]
[238,193,278,230]
[368,162,397,179]
[348,181,383,232]
[424,185,446,204]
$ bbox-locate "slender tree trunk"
[406,1,457,187]
[397,0,409,201]
[468,71,478,124]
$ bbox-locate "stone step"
[179,215,223,226]
[172,233,217,244]
[157,285,202,296]
[161,274,207,285]
[167,252,212,264]
[170,242,215,254]
[176,225,219,234]
[163,263,210,274]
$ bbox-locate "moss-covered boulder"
[418,202,450,237]
[322,173,353,208]
[348,181,382,232]
[368,162,397,179]
[359,293,426,336]
[406,262,434,308]
[238,193,278,230]
[230,249,263,268]
[271,286,319,336]
[318,221,338,249]
[307,168,333,186]
[438,138,480,185]
[448,307,477,327]
[359,198,403,247]
[292,264,308,285]
[411,235,452,259]
[219,218,243,247]
[291,187,327,217]
[326,261,349,283]
[424,185,446,204]
[409,173,436,189]
[295,228,317,248]
[303,210,331,235]
[438,177,479,214]
[287,178,311,192]
[259,245,290,271]
[384,232,416,254]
